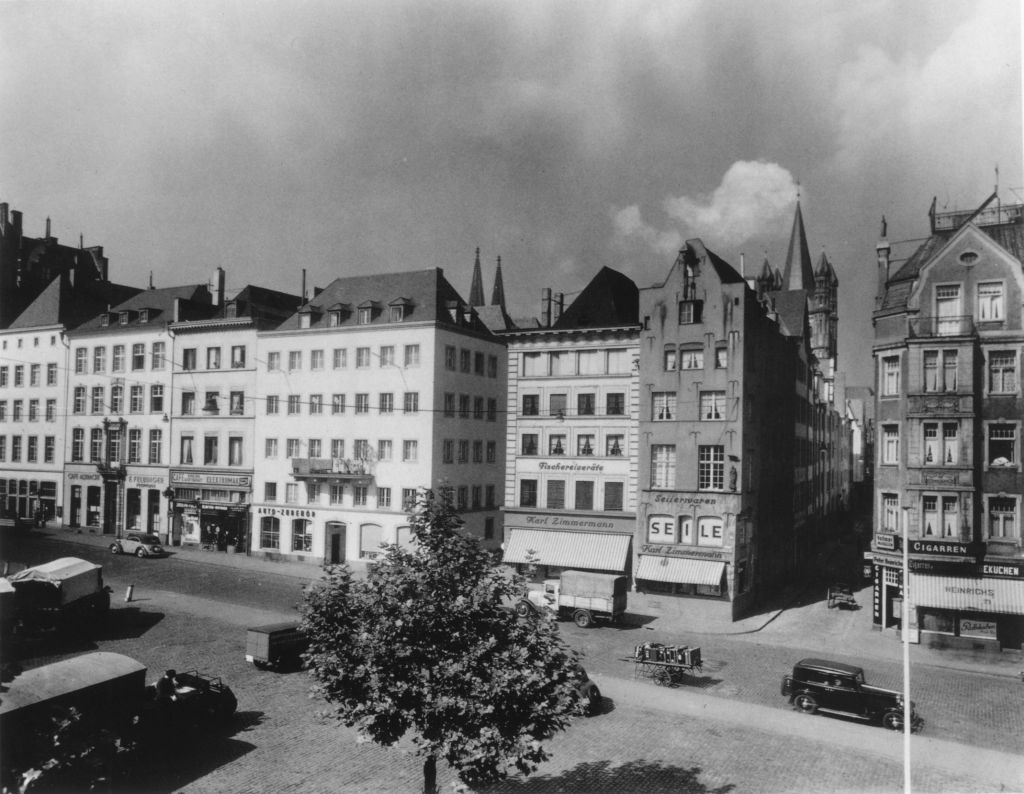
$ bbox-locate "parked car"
[110,533,167,558]
[780,658,923,731]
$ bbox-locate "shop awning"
[502,529,630,572]
[910,573,1024,615]
[636,555,725,587]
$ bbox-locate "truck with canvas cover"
[7,557,111,630]
[245,621,308,670]
[517,570,627,627]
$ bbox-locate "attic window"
[139,309,149,323]
[328,310,341,327]
[118,311,129,326]
[357,302,379,325]
[100,314,110,327]
[225,301,238,319]
[679,300,703,325]
[959,251,978,266]
[298,308,313,329]
[390,305,405,322]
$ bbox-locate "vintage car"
[781,658,923,731]
[110,532,167,558]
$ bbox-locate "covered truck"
[7,557,111,630]
[245,621,308,670]
[517,570,628,627]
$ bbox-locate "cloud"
[614,160,797,254]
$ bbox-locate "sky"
[2,0,1021,388]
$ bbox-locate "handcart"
[630,642,703,686]
[827,582,857,609]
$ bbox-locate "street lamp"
[900,505,913,794]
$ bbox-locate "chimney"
[739,252,745,277]
[541,288,552,327]
[301,269,307,303]
[553,292,564,323]
[875,217,891,310]
[212,266,225,306]
[45,216,51,239]
[0,203,7,234]
[173,298,181,322]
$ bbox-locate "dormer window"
[328,310,341,327]
[299,309,312,329]
[118,311,129,326]
[139,309,149,323]
[388,297,411,323]
[357,307,371,324]
[225,301,238,319]
[100,314,110,327]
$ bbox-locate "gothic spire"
[782,200,815,291]
[490,255,506,310]
[468,247,485,307]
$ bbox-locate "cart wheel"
[573,610,593,628]
[654,667,672,687]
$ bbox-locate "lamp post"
[900,505,913,794]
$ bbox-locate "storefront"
[64,468,106,530]
[501,512,634,579]
[1,474,59,525]
[169,470,251,551]
[124,472,168,535]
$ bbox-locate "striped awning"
[502,529,631,572]
[909,574,1024,615]
[636,554,725,587]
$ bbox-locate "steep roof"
[552,266,640,329]
[782,201,815,291]
[769,289,808,338]
[72,284,210,332]
[468,248,486,307]
[9,276,141,330]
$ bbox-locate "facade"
[500,267,641,580]
[636,240,802,619]
[251,268,506,567]
[872,194,1024,650]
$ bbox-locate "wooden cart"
[630,643,703,686]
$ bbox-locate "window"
[472,351,484,375]
[679,300,702,324]
[715,347,728,368]
[228,437,243,466]
[73,386,86,414]
[333,348,347,369]
[521,434,538,455]
[44,435,55,464]
[546,480,565,509]
[457,439,469,463]
[486,441,496,463]
[977,282,1004,322]
[182,348,197,371]
[379,393,394,414]
[204,392,220,415]
[549,394,566,418]
[285,351,300,372]
[359,523,383,560]
[331,439,344,458]
[471,486,481,509]
[921,493,959,537]
[292,520,313,552]
[267,352,280,371]
[93,347,106,373]
[574,481,594,510]
[132,344,145,370]
[265,438,278,458]
[207,347,221,369]
[180,436,194,465]
[458,394,470,419]
[882,425,899,465]
[522,352,544,376]
[377,440,392,461]
[26,436,37,463]
[230,345,245,368]
[356,347,370,368]
[357,307,372,325]
[47,363,57,385]
[310,349,324,371]
[266,395,279,415]
[29,364,39,386]
[379,346,394,367]
[522,395,539,416]
[445,346,457,370]
[354,486,368,506]
[470,440,482,463]
[653,392,676,420]
[90,387,104,414]
[355,394,369,414]
[0,401,5,421]
[182,392,196,416]
[306,483,321,506]
[402,488,418,511]
[28,400,38,421]
[403,344,420,368]
[0,437,6,461]
[204,436,218,465]
[13,365,22,387]
[881,493,899,531]
[988,496,1018,539]
[988,424,1017,466]
[11,400,22,422]
[330,485,344,505]
[150,385,164,413]
[231,391,246,415]
[935,284,962,335]
[389,303,405,323]
[700,391,725,420]
[577,434,595,456]
[129,385,144,413]
[378,487,392,509]
[923,350,957,392]
[520,479,538,507]
[664,347,677,371]
[606,434,624,456]
[577,393,596,416]
[548,434,566,455]
[128,429,142,463]
[72,429,84,462]
[403,440,418,462]
[45,399,56,422]
[11,437,20,462]
[604,482,624,511]
[681,349,704,369]
[285,484,300,504]
[487,355,498,377]
[470,396,482,420]
[288,395,301,414]
[401,392,418,414]
[443,439,454,463]
[74,348,87,374]
[460,349,471,373]
[286,438,301,458]
[330,394,345,415]
[650,445,676,488]
[260,516,280,551]
[698,445,725,490]
[988,351,1017,394]
[882,356,900,396]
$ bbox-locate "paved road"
[5,533,1023,793]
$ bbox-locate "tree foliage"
[300,490,586,790]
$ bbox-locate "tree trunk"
[423,755,437,794]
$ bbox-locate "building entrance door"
[327,522,346,564]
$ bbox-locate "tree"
[300,490,587,793]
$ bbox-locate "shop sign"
[66,472,101,482]
[257,506,317,518]
[910,540,971,557]
[909,559,974,575]
[200,502,248,513]
[651,492,723,508]
[959,619,998,639]
[982,562,1024,579]
[127,474,167,487]
[875,533,897,551]
[521,514,626,531]
[171,471,251,487]
[640,543,727,561]
[538,461,605,473]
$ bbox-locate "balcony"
[291,457,373,483]
[908,316,975,338]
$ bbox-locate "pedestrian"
[155,669,178,702]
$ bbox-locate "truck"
[245,621,308,670]
[0,652,237,790]
[516,570,628,628]
[6,557,111,631]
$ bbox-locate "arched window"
[396,525,414,550]
[260,517,280,549]
[292,519,313,553]
[360,523,383,559]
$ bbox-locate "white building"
[251,268,506,566]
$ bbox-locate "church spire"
[490,255,506,311]
[468,247,485,307]
[782,200,815,291]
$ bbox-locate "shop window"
[919,609,955,635]
[988,423,1017,467]
[291,519,313,553]
[697,516,724,547]
[260,517,280,549]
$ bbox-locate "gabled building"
[872,193,1024,650]
[499,267,641,579]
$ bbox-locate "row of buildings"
[0,198,859,621]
